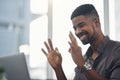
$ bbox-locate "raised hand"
[41,38,62,70]
[68,31,85,67]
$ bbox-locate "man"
[41,4,120,80]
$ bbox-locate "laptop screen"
[0,53,30,80]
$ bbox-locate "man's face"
[72,15,96,45]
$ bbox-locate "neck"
[90,35,105,51]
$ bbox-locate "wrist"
[54,65,63,71]
[78,61,85,67]
[77,61,92,73]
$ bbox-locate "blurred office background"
[0,0,120,79]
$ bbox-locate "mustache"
[76,31,88,38]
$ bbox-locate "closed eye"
[77,22,85,28]
[73,22,86,31]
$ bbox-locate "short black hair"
[71,4,99,20]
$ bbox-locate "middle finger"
[48,38,54,50]
[44,41,51,52]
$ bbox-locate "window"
[29,0,48,79]
[29,0,104,79]
[52,0,104,79]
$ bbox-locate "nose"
[75,27,82,35]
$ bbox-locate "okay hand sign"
[41,38,62,70]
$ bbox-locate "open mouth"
[80,35,87,41]
[76,31,88,40]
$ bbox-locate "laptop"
[0,53,31,80]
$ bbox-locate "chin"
[82,42,89,45]
[81,40,89,45]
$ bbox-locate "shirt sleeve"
[74,66,88,80]
[109,66,120,80]
[108,43,120,80]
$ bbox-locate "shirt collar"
[85,36,110,58]
[97,36,110,53]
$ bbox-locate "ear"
[93,17,100,28]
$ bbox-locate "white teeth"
[80,35,86,41]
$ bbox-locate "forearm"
[54,65,67,80]
[85,69,106,80]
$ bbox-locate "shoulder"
[107,40,120,62]
[110,40,120,52]
[106,39,120,51]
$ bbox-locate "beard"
[76,31,95,45]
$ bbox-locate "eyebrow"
[78,22,85,26]
[73,22,85,28]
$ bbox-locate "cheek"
[89,25,96,37]
[84,26,94,37]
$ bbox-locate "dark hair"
[71,4,99,20]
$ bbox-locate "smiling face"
[72,15,97,45]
